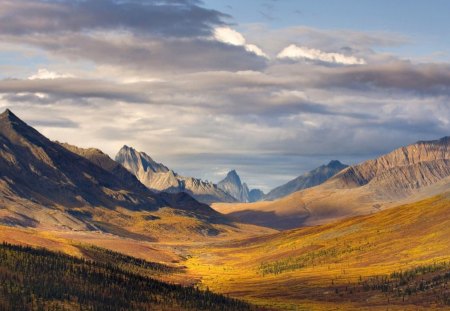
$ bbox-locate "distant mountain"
[213,137,450,229]
[115,146,236,204]
[249,189,265,202]
[217,170,263,203]
[264,160,348,201]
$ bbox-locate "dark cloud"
[14,33,266,73]
[29,118,79,129]
[266,60,450,96]
[0,0,270,73]
[316,61,450,95]
[0,78,149,102]
[0,0,227,38]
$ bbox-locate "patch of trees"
[0,242,252,311]
[79,245,181,276]
[259,243,369,276]
[333,261,450,307]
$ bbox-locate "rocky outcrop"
[331,137,450,198]
[265,160,348,201]
[217,170,264,202]
[115,146,236,204]
[0,109,221,230]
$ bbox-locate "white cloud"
[245,44,269,58]
[277,44,366,65]
[214,27,269,59]
[214,27,246,46]
[28,68,74,80]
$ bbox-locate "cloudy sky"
[1,0,449,191]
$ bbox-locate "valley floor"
[1,193,450,310]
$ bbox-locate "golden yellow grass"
[188,193,450,309]
[211,182,388,229]
[1,193,449,309]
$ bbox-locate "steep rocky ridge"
[217,170,264,203]
[213,137,450,229]
[0,109,250,240]
[331,137,450,198]
[265,160,348,201]
[115,146,236,204]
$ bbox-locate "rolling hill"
[0,242,251,311]
[188,192,450,310]
[212,137,450,229]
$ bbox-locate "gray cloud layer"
[0,0,449,190]
[0,0,227,37]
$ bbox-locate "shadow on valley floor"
[227,210,310,230]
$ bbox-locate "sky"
[0,0,449,192]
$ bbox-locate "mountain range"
[1,108,450,310]
[0,109,269,241]
[213,136,450,229]
[3,108,449,234]
[115,145,236,204]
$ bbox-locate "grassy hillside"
[1,191,449,310]
[188,193,450,310]
[0,242,252,311]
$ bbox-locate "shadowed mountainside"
[213,137,450,229]
[115,145,237,204]
[0,109,272,241]
[264,160,348,201]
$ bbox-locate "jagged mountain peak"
[0,110,236,238]
[0,109,48,145]
[1,108,17,120]
[224,169,242,184]
[0,110,168,225]
[115,145,169,174]
[115,146,236,204]
[0,109,33,130]
[217,170,263,203]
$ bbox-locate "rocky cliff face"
[0,110,161,211]
[217,170,263,202]
[115,146,236,204]
[0,109,239,238]
[0,109,165,230]
[265,160,348,201]
[331,137,450,198]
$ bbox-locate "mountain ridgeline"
[217,170,264,203]
[0,109,240,239]
[264,160,348,201]
[115,146,237,204]
[330,136,450,197]
[212,136,450,229]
